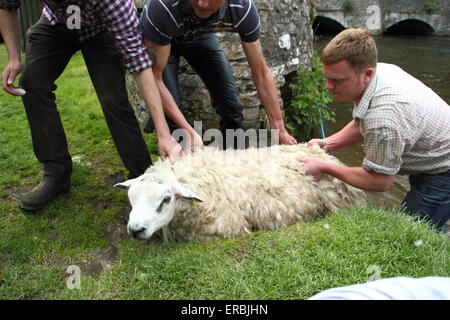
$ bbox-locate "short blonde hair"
[322,28,378,72]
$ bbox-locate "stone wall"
[127,0,313,131]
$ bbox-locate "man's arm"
[143,38,203,151]
[0,8,22,96]
[308,120,364,152]
[303,124,403,192]
[96,0,184,161]
[302,158,396,192]
[241,40,297,145]
[132,68,183,162]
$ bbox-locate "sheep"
[114,144,367,242]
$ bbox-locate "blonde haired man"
[302,28,450,231]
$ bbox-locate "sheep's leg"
[162,226,169,243]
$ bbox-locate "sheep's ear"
[113,178,138,191]
[172,183,204,203]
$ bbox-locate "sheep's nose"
[129,226,146,239]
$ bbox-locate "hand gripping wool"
[115,144,367,242]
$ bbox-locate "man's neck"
[354,69,377,106]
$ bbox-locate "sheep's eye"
[157,195,172,213]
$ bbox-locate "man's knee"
[218,102,244,130]
[98,87,132,113]
[18,69,31,90]
[220,115,244,131]
[402,179,450,230]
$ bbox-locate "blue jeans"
[401,170,450,232]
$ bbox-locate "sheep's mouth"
[132,234,154,241]
[128,228,153,241]
[132,234,148,241]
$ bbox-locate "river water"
[313,35,450,209]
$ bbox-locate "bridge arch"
[385,19,435,35]
[313,16,346,35]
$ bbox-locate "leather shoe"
[20,176,71,212]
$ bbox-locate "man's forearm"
[325,120,363,151]
[321,162,395,192]
[140,40,195,135]
[132,68,171,139]
[253,67,286,131]
[242,40,291,134]
[0,9,21,63]
[154,76,196,135]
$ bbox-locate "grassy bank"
[0,46,448,300]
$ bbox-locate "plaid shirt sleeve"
[96,0,152,73]
[362,126,405,175]
[0,0,20,11]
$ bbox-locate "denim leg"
[162,51,184,134]
[176,34,244,148]
[183,34,243,129]
[401,170,450,231]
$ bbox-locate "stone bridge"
[314,0,450,35]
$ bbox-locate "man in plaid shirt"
[0,0,183,211]
[302,29,450,231]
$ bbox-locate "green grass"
[0,45,449,300]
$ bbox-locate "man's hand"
[158,136,184,164]
[279,130,298,145]
[0,8,22,96]
[272,129,298,145]
[1,60,22,96]
[188,130,204,153]
[299,157,327,180]
[307,138,330,152]
[180,129,204,154]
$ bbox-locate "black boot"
[19,176,71,212]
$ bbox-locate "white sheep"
[114,144,367,242]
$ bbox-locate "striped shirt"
[140,0,261,45]
[354,63,450,176]
[0,0,152,73]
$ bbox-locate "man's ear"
[113,178,138,191]
[171,183,204,202]
[362,67,375,85]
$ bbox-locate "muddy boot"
[19,176,71,212]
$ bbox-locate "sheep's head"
[114,172,203,240]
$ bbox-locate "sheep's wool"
[147,144,367,242]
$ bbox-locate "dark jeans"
[402,170,450,231]
[19,19,151,179]
[163,33,244,148]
